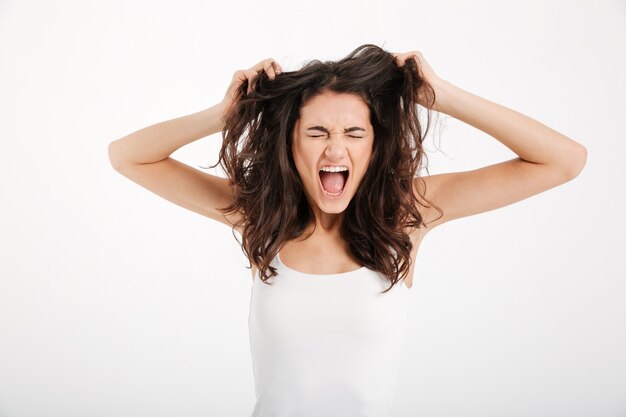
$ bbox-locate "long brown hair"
[212,44,442,293]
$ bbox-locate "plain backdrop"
[1,0,625,416]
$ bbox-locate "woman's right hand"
[219,58,283,120]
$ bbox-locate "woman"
[108,44,587,416]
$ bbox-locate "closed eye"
[308,135,363,138]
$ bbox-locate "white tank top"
[248,251,411,417]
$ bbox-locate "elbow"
[108,140,126,172]
[564,144,588,179]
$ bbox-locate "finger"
[394,52,408,67]
[265,62,276,80]
[233,69,247,83]
[246,69,258,94]
[272,60,283,76]
[265,59,280,79]
[247,60,271,91]
[254,58,273,73]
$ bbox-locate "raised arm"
[107,58,283,231]
[107,103,243,229]
[393,51,588,231]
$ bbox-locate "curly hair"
[212,43,443,293]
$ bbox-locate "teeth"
[324,189,342,196]
[320,166,349,172]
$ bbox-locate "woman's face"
[291,90,374,214]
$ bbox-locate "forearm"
[433,79,586,170]
[109,102,225,165]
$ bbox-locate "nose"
[323,132,349,159]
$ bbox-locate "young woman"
[108,44,587,416]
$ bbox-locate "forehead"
[299,91,370,125]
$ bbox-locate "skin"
[110,55,586,288]
[291,90,375,237]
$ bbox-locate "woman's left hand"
[392,50,444,111]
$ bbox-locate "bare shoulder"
[412,175,446,233]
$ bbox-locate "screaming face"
[291,90,374,216]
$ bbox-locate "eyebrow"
[305,125,366,133]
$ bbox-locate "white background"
[1,0,625,416]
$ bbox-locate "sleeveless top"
[248,251,411,417]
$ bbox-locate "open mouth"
[318,169,349,198]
